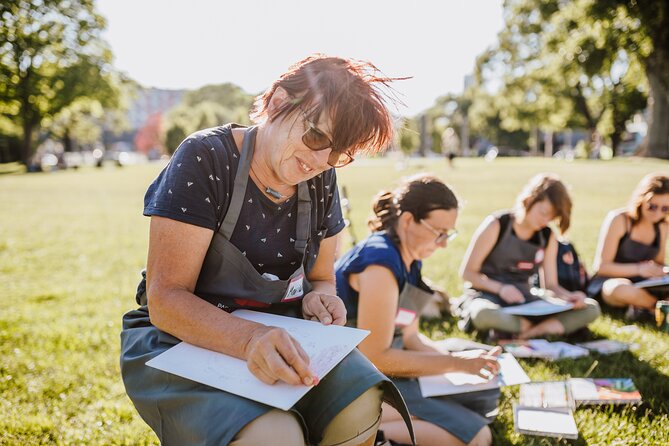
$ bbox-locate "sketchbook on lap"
[145,310,370,411]
[634,274,669,292]
[500,297,574,316]
[418,353,530,397]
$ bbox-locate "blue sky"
[97,0,504,116]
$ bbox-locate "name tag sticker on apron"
[534,248,545,264]
[395,308,416,327]
[282,274,304,302]
[517,261,535,271]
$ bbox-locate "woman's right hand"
[499,284,525,304]
[452,346,503,379]
[638,261,665,278]
[244,326,318,386]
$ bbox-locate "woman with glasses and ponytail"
[587,173,669,316]
[336,174,502,446]
[120,54,415,446]
[457,173,600,340]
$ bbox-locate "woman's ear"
[267,87,290,119]
[398,212,414,230]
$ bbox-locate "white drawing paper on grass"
[145,310,369,410]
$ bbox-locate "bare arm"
[594,211,647,278]
[146,216,315,386]
[656,222,668,265]
[354,265,499,378]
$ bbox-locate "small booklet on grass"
[576,340,636,355]
[501,339,589,360]
[569,378,642,405]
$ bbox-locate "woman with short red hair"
[120,54,412,446]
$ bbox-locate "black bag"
[555,240,589,292]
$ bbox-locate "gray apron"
[390,279,500,445]
[121,127,415,445]
[454,212,549,330]
[477,212,548,304]
[588,217,661,297]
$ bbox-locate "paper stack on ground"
[501,339,589,360]
[576,340,637,355]
[514,378,642,439]
[146,310,369,410]
[514,381,578,439]
[418,353,530,397]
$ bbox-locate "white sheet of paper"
[145,310,369,410]
[514,406,578,439]
[501,299,574,316]
[418,353,530,397]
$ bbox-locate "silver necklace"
[250,165,286,200]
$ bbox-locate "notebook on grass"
[576,340,636,355]
[514,381,578,439]
[568,378,642,405]
[501,339,589,360]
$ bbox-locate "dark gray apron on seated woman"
[389,279,500,445]
[588,216,661,298]
[121,127,414,446]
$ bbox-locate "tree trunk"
[21,122,35,166]
[646,63,669,159]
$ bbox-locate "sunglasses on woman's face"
[647,202,669,214]
[301,111,354,168]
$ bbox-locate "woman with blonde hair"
[587,173,669,315]
[336,174,501,446]
[457,173,600,339]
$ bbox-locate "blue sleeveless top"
[335,232,422,321]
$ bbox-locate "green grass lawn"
[1,157,668,445]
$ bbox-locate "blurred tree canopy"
[413,0,665,159]
[162,83,254,154]
[0,0,121,164]
[474,0,648,155]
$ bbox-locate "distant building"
[127,87,185,130]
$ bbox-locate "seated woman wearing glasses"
[457,173,600,340]
[587,173,669,314]
[120,55,414,446]
[336,174,502,446]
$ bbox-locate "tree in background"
[588,0,669,158]
[0,0,120,165]
[474,0,647,156]
[161,83,254,154]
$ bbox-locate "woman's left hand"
[564,291,587,309]
[302,292,347,326]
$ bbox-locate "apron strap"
[294,182,311,253]
[218,126,256,240]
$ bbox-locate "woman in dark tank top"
[588,173,669,311]
[459,174,600,339]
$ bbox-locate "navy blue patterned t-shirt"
[142,124,346,282]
